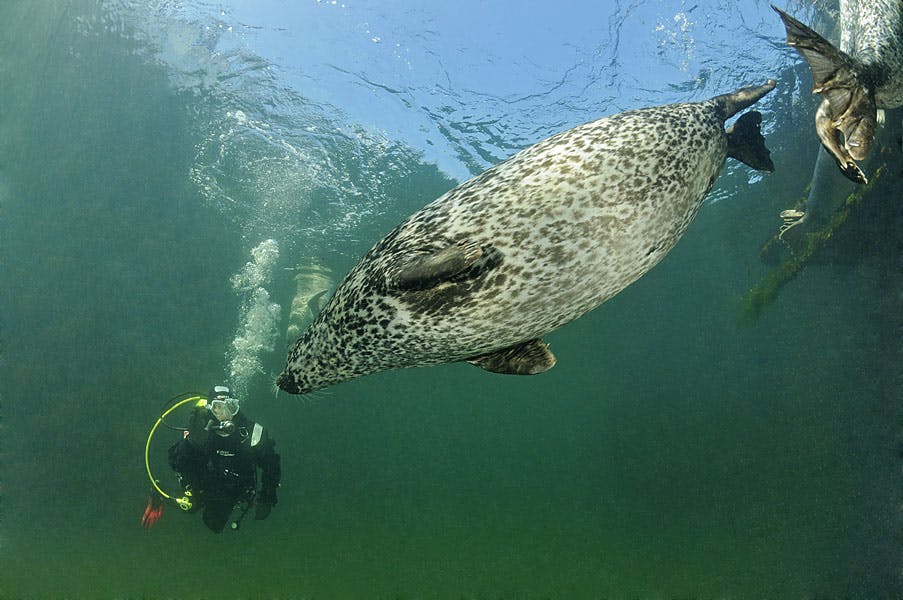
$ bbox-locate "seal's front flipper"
[465,339,556,375]
[727,111,774,171]
[773,5,874,183]
[386,241,496,291]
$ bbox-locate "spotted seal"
[774,1,903,183]
[277,81,776,394]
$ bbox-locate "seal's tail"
[714,80,777,121]
[772,5,875,183]
[727,111,774,172]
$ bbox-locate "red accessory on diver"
[141,492,165,530]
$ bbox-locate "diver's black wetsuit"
[168,407,281,533]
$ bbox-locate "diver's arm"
[184,406,213,448]
[167,437,206,490]
[252,431,281,520]
[255,433,281,504]
[167,407,213,490]
[258,450,281,503]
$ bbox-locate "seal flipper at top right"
[772,2,903,184]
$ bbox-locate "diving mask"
[209,397,239,422]
[206,385,239,436]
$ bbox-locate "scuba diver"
[162,385,281,533]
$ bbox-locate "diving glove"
[255,486,277,520]
[254,503,272,520]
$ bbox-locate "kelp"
[741,162,887,321]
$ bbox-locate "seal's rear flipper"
[386,241,500,291]
[714,81,776,120]
[772,5,875,184]
[465,339,556,375]
[727,111,774,171]
[772,6,853,92]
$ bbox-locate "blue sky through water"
[189,0,795,180]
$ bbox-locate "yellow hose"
[144,395,206,502]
